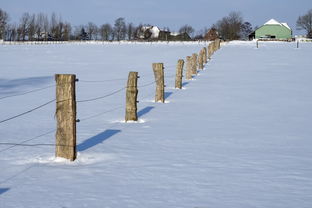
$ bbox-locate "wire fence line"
[79,105,124,122]
[0,56,191,151]
[0,84,55,101]
[0,75,165,127]
[77,87,127,103]
[0,129,55,154]
[0,105,126,152]
[0,99,56,124]
[0,142,72,147]
[79,78,128,83]
[0,75,166,150]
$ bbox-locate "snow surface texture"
[0,41,312,208]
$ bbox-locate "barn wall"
[255,25,292,39]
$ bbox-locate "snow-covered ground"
[0,41,312,208]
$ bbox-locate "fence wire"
[0,129,55,153]
[79,78,127,83]
[77,87,126,103]
[0,99,55,124]
[0,84,55,101]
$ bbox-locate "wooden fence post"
[55,74,77,161]
[153,63,165,103]
[186,56,193,80]
[216,38,221,49]
[198,49,204,70]
[203,47,207,64]
[192,53,198,75]
[213,40,217,53]
[208,43,213,59]
[125,71,138,121]
[175,59,184,89]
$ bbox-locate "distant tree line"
[0,8,201,41]
[0,8,252,42]
[1,8,311,41]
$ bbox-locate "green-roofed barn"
[255,19,292,40]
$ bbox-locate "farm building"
[255,19,292,40]
[136,26,191,41]
[204,28,219,41]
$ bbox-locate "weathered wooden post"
[55,74,77,161]
[203,47,207,64]
[297,40,299,48]
[191,53,198,75]
[208,43,213,59]
[186,56,193,80]
[175,59,184,89]
[216,38,221,49]
[213,40,217,52]
[256,40,259,48]
[125,71,138,121]
[198,49,203,70]
[153,63,165,103]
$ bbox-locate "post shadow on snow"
[182,82,189,87]
[165,92,173,99]
[0,76,54,96]
[0,188,10,195]
[77,129,121,152]
[0,76,53,90]
[137,106,155,118]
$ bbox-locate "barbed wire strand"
[79,78,127,83]
[0,143,73,147]
[79,105,123,122]
[0,129,55,154]
[77,87,126,103]
[0,84,55,100]
[0,99,55,124]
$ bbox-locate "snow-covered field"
[1,41,312,208]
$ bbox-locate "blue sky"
[1,0,311,35]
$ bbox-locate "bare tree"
[19,12,31,41]
[114,17,126,41]
[134,23,143,39]
[99,23,112,40]
[5,23,17,41]
[179,24,194,37]
[214,11,243,40]
[28,14,36,41]
[86,22,98,40]
[63,22,71,41]
[42,14,49,41]
[126,22,136,40]
[50,13,65,40]
[35,13,46,40]
[297,9,312,38]
[0,8,9,40]
[73,25,82,40]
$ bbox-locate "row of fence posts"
[55,39,221,161]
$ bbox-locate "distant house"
[137,26,191,41]
[137,26,160,40]
[204,28,219,41]
[163,31,191,41]
[255,19,292,40]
